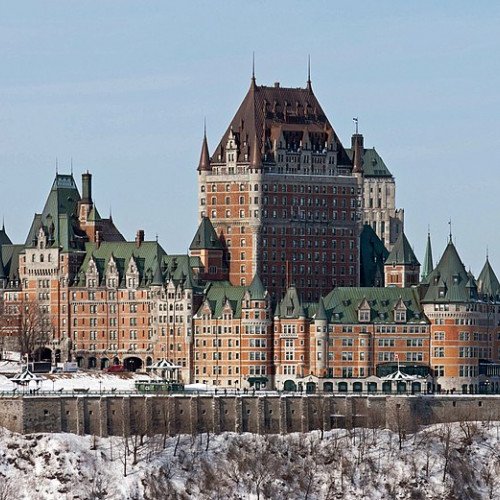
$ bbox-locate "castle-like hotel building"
[0,75,499,394]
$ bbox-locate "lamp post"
[99,380,102,395]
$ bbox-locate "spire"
[421,230,434,281]
[251,52,256,87]
[198,121,211,172]
[306,54,312,91]
[250,132,262,169]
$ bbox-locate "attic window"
[358,310,370,322]
[395,311,406,323]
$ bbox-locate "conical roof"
[0,223,12,246]
[198,132,210,171]
[477,258,500,298]
[422,240,470,303]
[248,274,266,299]
[151,254,164,286]
[315,297,327,321]
[421,232,434,282]
[189,217,224,251]
[386,232,419,266]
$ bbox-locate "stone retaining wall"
[0,395,499,436]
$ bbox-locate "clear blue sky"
[1,1,499,277]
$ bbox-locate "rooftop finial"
[55,157,58,175]
[448,218,452,243]
[486,245,489,261]
[203,116,207,138]
[70,157,73,175]
[307,54,312,90]
[251,52,256,84]
[353,117,359,134]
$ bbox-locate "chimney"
[95,230,101,249]
[351,133,364,174]
[82,171,92,202]
[135,230,145,248]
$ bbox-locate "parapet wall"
[0,395,499,436]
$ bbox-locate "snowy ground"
[0,421,499,499]
[0,371,153,394]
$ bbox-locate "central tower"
[197,74,359,302]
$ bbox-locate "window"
[433,347,445,357]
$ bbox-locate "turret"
[198,129,211,172]
[384,231,420,287]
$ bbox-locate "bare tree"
[17,298,52,361]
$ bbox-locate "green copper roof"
[198,280,269,319]
[25,174,87,251]
[359,224,389,287]
[422,240,473,303]
[421,232,434,282]
[189,217,224,251]
[275,286,306,319]
[477,258,500,298]
[0,244,23,285]
[248,274,266,299]
[0,224,12,246]
[386,232,419,266]
[346,147,393,177]
[323,287,428,324]
[314,297,327,321]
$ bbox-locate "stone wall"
[2,394,500,436]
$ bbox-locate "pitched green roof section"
[477,257,500,299]
[359,224,389,287]
[386,232,419,266]
[76,241,166,286]
[323,287,428,325]
[0,223,12,246]
[421,232,434,282]
[422,240,472,303]
[248,274,266,299]
[346,146,393,177]
[25,174,87,251]
[314,297,327,321]
[275,286,306,319]
[190,217,224,251]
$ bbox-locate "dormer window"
[395,311,406,322]
[358,310,370,322]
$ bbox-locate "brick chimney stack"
[135,230,144,248]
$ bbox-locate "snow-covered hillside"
[0,421,499,499]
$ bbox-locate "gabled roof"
[477,258,500,298]
[422,240,471,303]
[275,286,306,319]
[386,232,419,266]
[189,217,224,251]
[210,80,352,168]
